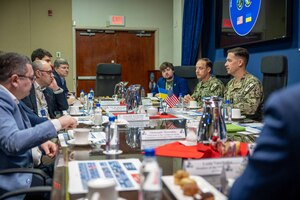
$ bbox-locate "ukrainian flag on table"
[158,87,168,99]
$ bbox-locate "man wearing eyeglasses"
[0,52,77,198]
[22,60,68,119]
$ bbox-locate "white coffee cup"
[147,106,157,116]
[69,106,80,115]
[69,150,90,160]
[87,178,118,200]
[231,108,241,119]
[73,128,90,144]
[147,93,153,98]
[189,101,198,108]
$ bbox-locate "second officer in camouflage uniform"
[224,47,263,116]
[184,58,224,107]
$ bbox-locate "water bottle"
[80,90,85,101]
[139,148,162,200]
[141,87,145,99]
[105,116,119,154]
[89,88,94,99]
[93,103,102,126]
[223,100,232,121]
[178,93,184,111]
[88,96,94,114]
[84,93,88,110]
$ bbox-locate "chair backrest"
[213,61,232,86]
[95,63,121,97]
[174,66,198,93]
[261,55,288,102]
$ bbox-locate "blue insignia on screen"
[230,0,261,36]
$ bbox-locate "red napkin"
[155,141,249,159]
[149,114,178,119]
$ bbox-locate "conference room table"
[51,117,187,200]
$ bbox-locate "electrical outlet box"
[56,51,61,58]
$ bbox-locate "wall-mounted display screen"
[215,0,292,48]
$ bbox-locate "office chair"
[0,168,51,200]
[213,61,232,86]
[261,55,288,102]
[95,63,121,97]
[174,66,198,93]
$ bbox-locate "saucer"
[187,106,200,109]
[103,150,123,155]
[232,115,246,120]
[67,139,92,146]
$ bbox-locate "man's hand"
[184,94,194,104]
[48,78,60,91]
[58,115,77,129]
[40,141,58,159]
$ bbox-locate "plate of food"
[162,170,227,200]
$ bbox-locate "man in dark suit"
[229,84,300,200]
[22,60,68,118]
[53,58,70,97]
[152,62,190,97]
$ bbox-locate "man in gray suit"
[0,52,77,198]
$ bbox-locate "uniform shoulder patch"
[245,82,255,92]
[210,83,218,91]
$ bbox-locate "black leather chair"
[261,55,288,102]
[174,66,198,93]
[0,168,51,200]
[213,61,232,86]
[95,63,121,97]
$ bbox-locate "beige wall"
[0,0,74,90]
[0,0,183,92]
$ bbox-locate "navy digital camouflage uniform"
[224,72,263,115]
[192,76,224,107]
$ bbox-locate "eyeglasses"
[38,69,54,75]
[17,74,36,82]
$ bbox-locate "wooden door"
[75,29,155,95]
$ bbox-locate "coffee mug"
[231,108,241,119]
[69,106,80,115]
[87,178,118,200]
[73,128,90,144]
[69,150,90,160]
[147,106,157,116]
[189,101,198,108]
[147,93,153,98]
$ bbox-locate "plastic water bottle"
[80,90,85,101]
[178,93,184,111]
[223,99,232,121]
[89,88,94,99]
[141,87,145,99]
[139,148,162,200]
[84,93,88,110]
[105,116,119,154]
[93,103,102,126]
[88,96,94,114]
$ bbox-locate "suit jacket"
[19,101,48,126]
[229,84,300,200]
[53,70,69,97]
[152,74,190,97]
[22,84,68,119]
[0,88,57,195]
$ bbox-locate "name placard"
[100,101,120,106]
[183,157,245,176]
[141,129,185,140]
[118,114,149,121]
[102,105,127,112]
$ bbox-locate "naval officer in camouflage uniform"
[224,47,263,117]
[184,58,224,107]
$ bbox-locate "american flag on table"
[165,91,180,108]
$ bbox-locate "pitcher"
[197,96,227,144]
